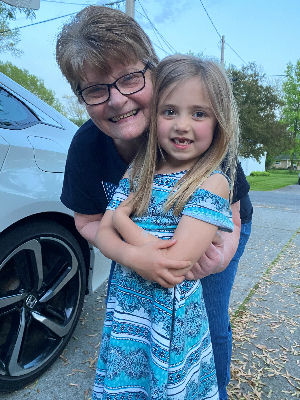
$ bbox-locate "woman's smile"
[109,109,139,123]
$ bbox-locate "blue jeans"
[201,221,252,400]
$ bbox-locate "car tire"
[0,220,86,392]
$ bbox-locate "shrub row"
[249,171,271,177]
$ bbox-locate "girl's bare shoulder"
[200,172,229,199]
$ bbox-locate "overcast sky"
[2,0,299,103]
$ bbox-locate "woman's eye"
[194,111,205,118]
[86,86,107,96]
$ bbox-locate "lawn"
[246,169,299,191]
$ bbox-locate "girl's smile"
[172,137,194,148]
[157,77,217,172]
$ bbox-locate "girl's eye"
[194,111,205,118]
[164,109,176,116]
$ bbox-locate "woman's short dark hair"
[56,6,159,97]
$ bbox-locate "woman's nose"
[108,86,128,108]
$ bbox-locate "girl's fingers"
[152,238,177,248]
[157,273,185,288]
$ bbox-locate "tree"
[62,95,89,127]
[0,61,65,114]
[228,62,291,161]
[282,60,300,170]
[0,3,34,56]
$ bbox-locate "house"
[272,154,300,170]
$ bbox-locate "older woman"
[56,6,252,399]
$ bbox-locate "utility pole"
[126,0,135,18]
[221,35,225,66]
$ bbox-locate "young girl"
[93,54,239,400]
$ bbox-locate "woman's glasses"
[79,65,149,106]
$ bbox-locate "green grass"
[247,169,299,191]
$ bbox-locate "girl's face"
[80,61,153,148]
[157,77,218,172]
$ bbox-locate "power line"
[199,0,221,38]
[41,0,93,5]
[136,1,175,55]
[226,43,246,65]
[41,0,124,5]
[0,12,77,34]
[135,3,177,56]
[136,1,163,52]
[198,0,246,65]
[135,10,170,55]
[0,0,125,34]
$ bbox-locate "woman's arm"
[74,212,103,247]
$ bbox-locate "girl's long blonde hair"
[130,54,240,216]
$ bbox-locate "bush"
[250,171,270,177]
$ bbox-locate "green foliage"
[228,62,291,161]
[63,95,89,127]
[247,170,298,191]
[69,118,86,127]
[186,50,204,59]
[249,171,270,177]
[0,3,35,56]
[265,153,276,169]
[282,60,300,170]
[0,61,65,114]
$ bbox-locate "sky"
[2,0,300,105]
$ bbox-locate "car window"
[25,101,63,129]
[0,87,39,130]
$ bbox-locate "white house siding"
[239,154,266,176]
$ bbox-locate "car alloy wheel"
[0,220,86,392]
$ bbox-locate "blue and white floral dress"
[93,170,233,400]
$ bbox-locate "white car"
[0,72,110,392]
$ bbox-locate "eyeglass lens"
[82,71,145,105]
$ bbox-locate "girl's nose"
[174,116,190,132]
[108,86,128,108]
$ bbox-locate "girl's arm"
[108,173,231,267]
[96,209,192,288]
[112,192,161,246]
[158,173,231,265]
[185,201,241,279]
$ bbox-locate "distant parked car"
[0,72,110,392]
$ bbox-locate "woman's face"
[80,61,153,146]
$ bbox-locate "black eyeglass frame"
[78,64,150,106]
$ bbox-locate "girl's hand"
[129,239,192,288]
